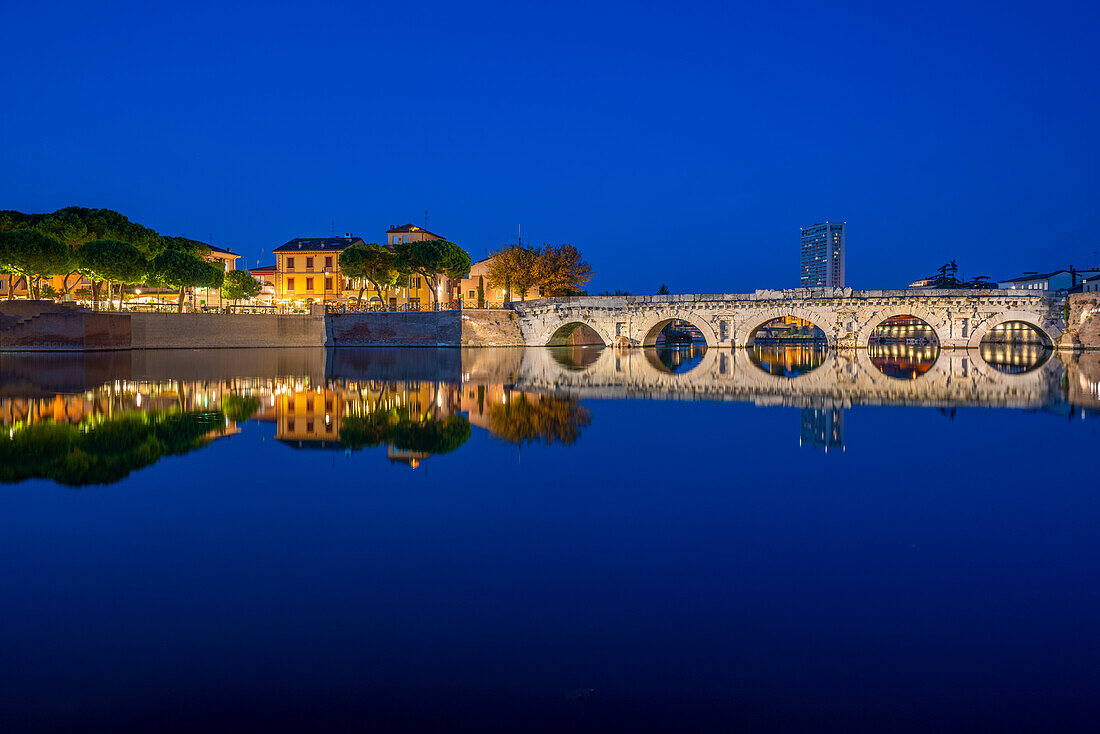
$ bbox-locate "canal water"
[2,347,1098,732]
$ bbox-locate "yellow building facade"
[270,226,459,309]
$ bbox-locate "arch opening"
[546,322,606,348]
[746,316,828,377]
[641,319,709,373]
[643,343,708,374]
[643,319,708,348]
[546,322,605,371]
[868,314,940,379]
[747,316,827,346]
[979,321,1053,374]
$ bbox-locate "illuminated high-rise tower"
[800,222,845,287]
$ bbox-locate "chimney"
[1071,265,1077,287]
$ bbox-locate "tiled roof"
[272,237,364,253]
[249,264,276,272]
[205,243,239,257]
[386,223,445,239]
[997,270,1068,283]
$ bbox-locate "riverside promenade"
[2,293,1098,351]
[0,302,527,350]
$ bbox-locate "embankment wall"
[324,309,525,347]
[129,310,325,349]
[1,302,528,350]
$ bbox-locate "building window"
[305,257,314,269]
[287,257,295,269]
[306,278,314,290]
[287,277,295,291]
[287,420,295,431]
[410,276,421,289]
[306,421,314,432]
[403,235,408,243]
[325,277,333,291]
[325,256,333,269]
[468,289,476,298]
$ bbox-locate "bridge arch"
[966,310,1061,350]
[855,305,949,348]
[736,307,835,348]
[636,315,718,348]
[539,320,614,347]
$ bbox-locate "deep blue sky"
[2,1,1098,292]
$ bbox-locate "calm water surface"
[2,346,1099,732]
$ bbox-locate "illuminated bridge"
[509,288,1065,349]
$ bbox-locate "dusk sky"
[2,0,1098,293]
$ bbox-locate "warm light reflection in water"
[747,344,828,377]
[869,343,940,379]
[980,343,1052,374]
[3,344,1098,486]
[0,377,591,483]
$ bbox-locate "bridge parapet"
[509,289,1064,349]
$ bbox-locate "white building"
[997,269,1100,292]
[800,222,845,288]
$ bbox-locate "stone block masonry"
[129,309,326,349]
[1,303,528,350]
[324,309,525,347]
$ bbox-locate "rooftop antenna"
[424,210,428,227]
[331,220,336,235]
[518,224,522,247]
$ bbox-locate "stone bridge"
[509,288,1065,349]
[507,347,1070,410]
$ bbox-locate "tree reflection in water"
[488,393,591,446]
[340,413,471,455]
[747,344,828,377]
[2,344,1096,487]
[0,410,226,486]
[869,343,940,379]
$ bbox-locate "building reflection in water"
[980,343,1052,374]
[869,314,937,345]
[868,343,940,379]
[800,407,844,451]
[4,345,1100,486]
[747,344,828,377]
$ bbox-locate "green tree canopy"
[76,239,148,285]
[340,242,400,304]
[221,269,263,304]
[36,206,162,256]
[75,239,149,310]
[394,239,471,307]
[0,229,72,299]
[150,249,224,311]
[0,210,45,233]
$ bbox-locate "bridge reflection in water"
[2,345,1098,485]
